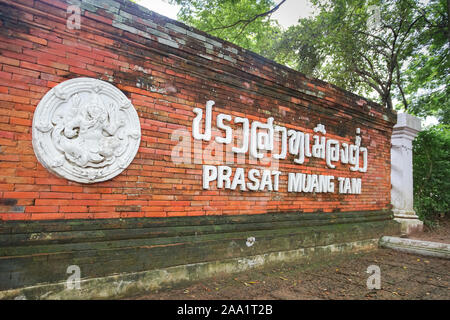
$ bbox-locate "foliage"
[266,16,327,78]
[403,0,449,124]
[272,0,449,117]
[168,0,282,56]
[276,0,437,110]
[413,124,450,222]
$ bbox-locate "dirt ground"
[409,216,450,243]
[131,217,450,300]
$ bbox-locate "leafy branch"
[205,0,286,33]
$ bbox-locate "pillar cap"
[394,113,422,133]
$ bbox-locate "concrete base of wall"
[0,211,400,299]
[0,238,379,300]
[393,213,424,234]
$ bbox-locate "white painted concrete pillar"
[391,113,423,234]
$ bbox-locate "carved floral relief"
[32,78,141,183]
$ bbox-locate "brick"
[10,117,32,126]
[14,0,35,7]
[20,61,56,74]
[36,58,69,71]
[51,185,83,193]
[64,213,93,219]
[69,66,97,77]
[3,191,39,198]
[39,192,73,199]
[25,206,59,213]
[85,11,113,25]
[38,0,68,9]
[0,56,20,67]
[15,33,48,46]
[0,71,12,80]
[31,213,65,220]
[59,206,88,212]
[73,193,101,200]
[4,65,40,78]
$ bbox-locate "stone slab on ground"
[379,236,450,259]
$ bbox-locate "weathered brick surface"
[0,0,396,221]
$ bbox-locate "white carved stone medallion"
[32,77,141,184]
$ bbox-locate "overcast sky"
[138,0,314,29]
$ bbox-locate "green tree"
[267,16,327,78]
[168,0,283,57]
[413,124,450,222]
[404,0,449,124]
[272,0,448,117]
[274,0,433,110]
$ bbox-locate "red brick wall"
[0,0,396,221]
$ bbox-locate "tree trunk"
[447,0,450,44]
